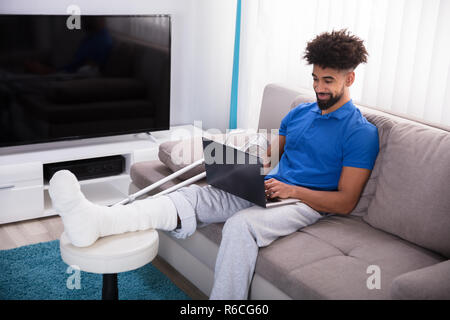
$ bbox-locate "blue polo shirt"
[264,100,379,191]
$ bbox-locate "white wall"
[0,0,236,131]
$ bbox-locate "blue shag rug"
[0,240,190,300]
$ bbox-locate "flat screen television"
[0,14,171,148]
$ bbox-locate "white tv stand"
[0,125,202,224]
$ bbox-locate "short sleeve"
[278,110,291,136]
[343,124,379,170]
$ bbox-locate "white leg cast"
[49,170,178,247]
[49,157,206,247]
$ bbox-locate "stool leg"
[102,273,118,300]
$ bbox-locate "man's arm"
[265,166,371,214]
[263,135,286,169]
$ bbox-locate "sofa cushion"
[349,112,397,216]
[258,84,306,132]
[364,123,450,257]
[254,214,445,299]
[390,259,450,299]
[291,92,315,109]
[158,138,206,180]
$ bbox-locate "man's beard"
[316,88,344,111]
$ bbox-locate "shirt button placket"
[297,118,316,147]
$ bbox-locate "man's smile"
[317,93,331,100]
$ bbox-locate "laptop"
[202,137,301,208]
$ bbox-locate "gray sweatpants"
[166,184,326,300]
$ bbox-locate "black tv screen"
[0,14,171,148]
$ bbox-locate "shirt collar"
[310,99,355,119]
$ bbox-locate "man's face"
[312,65,351,110]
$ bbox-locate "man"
[264,29,378,214]
[49,29,379,300]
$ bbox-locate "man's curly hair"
[303,29,368,70]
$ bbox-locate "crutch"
[112,158,206,206]
[111,133,268,207]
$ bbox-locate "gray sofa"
[129,83,450,299]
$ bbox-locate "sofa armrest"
[390,260,450,300]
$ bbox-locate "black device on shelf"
[43,155,125,182]
[0,14,171,148]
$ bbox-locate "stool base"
[102,273,118,300]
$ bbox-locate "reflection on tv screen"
[0,15,171,147]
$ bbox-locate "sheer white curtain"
[237,0,450,129]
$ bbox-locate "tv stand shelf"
[42,173,130,190]
[0,125,201,224]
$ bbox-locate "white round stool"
[60,229,159,300]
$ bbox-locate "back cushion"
[291,93,315,109]
[364,123,450,257]
[350,112,397,216]
[158,137,206,180]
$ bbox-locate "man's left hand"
[264,178,294,199]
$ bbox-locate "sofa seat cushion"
[254,215,445,299]
[197,223,224,245]
[364,122,450,258]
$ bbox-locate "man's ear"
[345,71,355,87]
